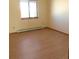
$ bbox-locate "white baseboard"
[16,26,47,33]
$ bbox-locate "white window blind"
[20,0,38,18]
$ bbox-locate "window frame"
[20,0,38,19]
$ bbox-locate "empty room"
[9,0,69,59]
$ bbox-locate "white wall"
[49,0,69,34]
[9,0,49,33]
[10,0,69,34]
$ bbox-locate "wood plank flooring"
[9,28,69,59]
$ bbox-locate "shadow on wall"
[50,0,69,34]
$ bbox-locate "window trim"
[20,0,38,19]
[21,17,38,20]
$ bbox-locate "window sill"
[21,17,38,20]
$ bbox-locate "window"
[20,0,38,19]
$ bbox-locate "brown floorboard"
[9,28,69,59]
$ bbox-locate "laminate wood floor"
[9,28,69,59]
